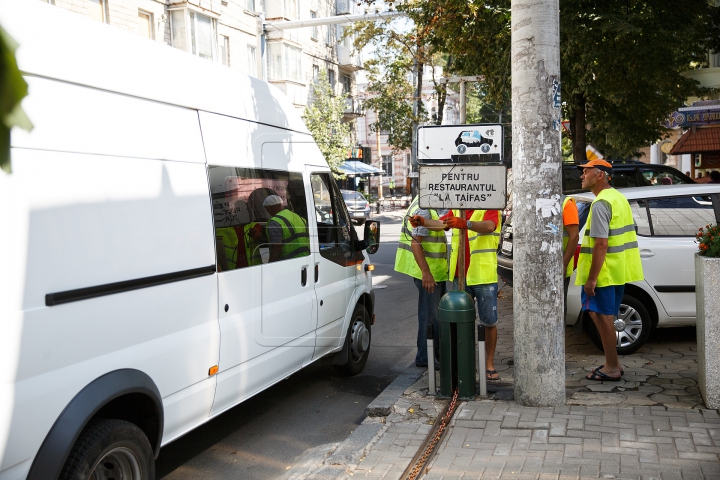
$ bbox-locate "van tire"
[583,294,652,356]
[334,304,371,376]
[59,419,155,480]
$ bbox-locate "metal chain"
[405,389,460,480]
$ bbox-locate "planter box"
[696,254,720,409]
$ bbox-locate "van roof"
[1,1,309,134]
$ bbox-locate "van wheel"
[334,305,371,376]
[60,419,154,480]
[583,294,652,356]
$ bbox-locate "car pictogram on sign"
[455,130,493,154]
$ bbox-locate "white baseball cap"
[263,195,283,207]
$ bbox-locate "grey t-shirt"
[411,208,449,237]
[267,218,284,245]
[589,200,611,238]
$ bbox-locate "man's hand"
[444,216,467,230]
[584,278,597,297]
[421,271,436,293]
[248,223,263,239]
[409,215,425,228]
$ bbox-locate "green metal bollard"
[438,290,477,399]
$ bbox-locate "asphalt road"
[156,212,416,479]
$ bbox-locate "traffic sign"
[417,124,503,164]
[418,165,507,210]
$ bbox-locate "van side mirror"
[363,220,380,254]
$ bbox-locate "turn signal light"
[365,264,375,272]
[208,365,218,376]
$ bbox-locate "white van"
[0,3,379,479]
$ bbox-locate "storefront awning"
[337,160,384,176]
[670,126,720,155]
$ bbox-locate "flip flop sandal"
[586,370,622,382]
[486,370,500,381]
[595,365,624,376]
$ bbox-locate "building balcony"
[682,67,720,91]
[343,97,363,118]
[338,44,362,71]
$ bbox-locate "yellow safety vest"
[243,222,264,266]
[269,209,310,260]
[394,196,448,281]
[449,210,501,285]
[562,196,577,278]
[575,188,644,287]
[217,227,239,270]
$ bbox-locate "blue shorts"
[452,279,498,327]
[581,285,625,316]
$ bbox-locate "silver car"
[341,190,371,225]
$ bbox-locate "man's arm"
[411,236,437,293]
[562,224,580,272]
[410,216,446,231]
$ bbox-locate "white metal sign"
[418,165,507,210]
[417,124,503,163]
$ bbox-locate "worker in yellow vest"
[561,196,580,310]
[576,159,644,381]
[418,208,502,381]
[397,197,448,369]
[263,195,310,263]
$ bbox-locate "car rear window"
[342,191,366,202]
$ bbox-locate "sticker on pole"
[418,165,507,210]
[417,124,503,164]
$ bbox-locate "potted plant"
[695,224,720,408]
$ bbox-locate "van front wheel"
[60,419,155,480]
[334,304,371,376]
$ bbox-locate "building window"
[382,154,393,175]
[284,0,297,20]
[310,11,317,40]
[137,10,154,39]
[340,74,351,95]
[247,45,257,77]
[268,43,302,82]
[326,23,333,45]
[313,65,319,84]
[220,35,230,66]
[328,69,335,89]
[245,0,255,13]
[170,9,218,61]
[88,0,107,23]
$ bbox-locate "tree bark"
[511,0,566,406]
[571,93,586,163]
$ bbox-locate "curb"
[281,364,426,479]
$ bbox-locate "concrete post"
[511,0,565,406]
[375,109,383,200]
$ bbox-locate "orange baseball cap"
[577,159,612,174]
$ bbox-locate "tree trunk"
[511,0,566,406]
[571,93,586,163]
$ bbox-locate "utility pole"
[375,109,383,200]
[511,0,565,406]
[410,58,419,199]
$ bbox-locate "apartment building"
[39,0,362,119]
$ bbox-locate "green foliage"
[402,0,720,159]
[344,19,428,152]
[302,69,352,178]
[697,224,720,258]
[0,25,33,174]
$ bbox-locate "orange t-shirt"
[563,199,579,227]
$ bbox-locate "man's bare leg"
[589,311,621,378]
[485,325,498,379]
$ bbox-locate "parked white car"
[566,184,720,354]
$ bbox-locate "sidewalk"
[285,286,720,480]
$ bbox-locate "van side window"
[209,166,310,271]
[311,173,356,265]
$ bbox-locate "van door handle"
[315,264,319,283]
[640,249,655,258]
[301,266,307,286]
